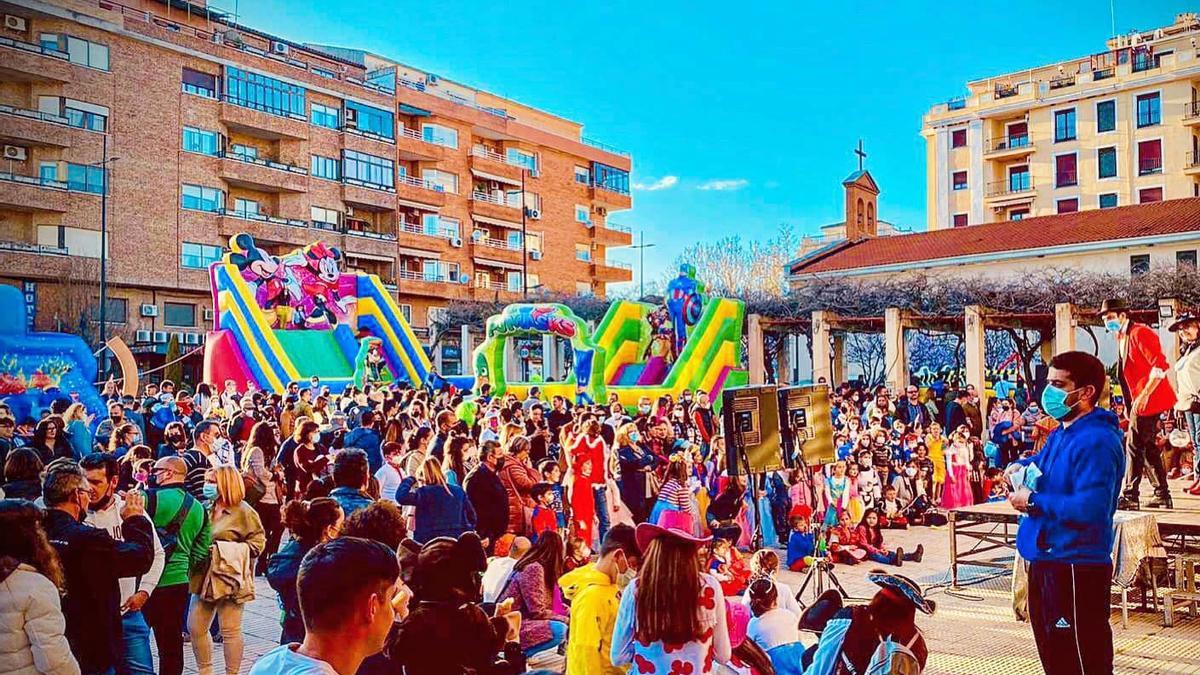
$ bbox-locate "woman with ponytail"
[266,498,343,644]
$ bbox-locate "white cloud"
[697,179,749,191]
[633,175,679,191]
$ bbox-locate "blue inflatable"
[0,285,105,422]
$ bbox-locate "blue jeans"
[120,610,155,675]
[593,485,610,545]
[523,620,568,657]
[867,551,898,565]
[1188,412,1200,475]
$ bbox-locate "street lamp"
[91,134,120,376]
[629,229,656,300]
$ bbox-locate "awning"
[470,168,521,187]
[345,251,393,262]
[397,246,440,259]
[396,197,439,211]
[473,257,523,271]
[399,103,431,117]
[472,214,523,229]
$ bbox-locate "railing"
[0,241,69,256]
[1187,101,1200,120]
[395,76,509,120]
[219,208,307,228]
[345,223,398,240]
[0,172,68,190]
[398,174,441,192]
[471,146,534,173]
[311,220,340,233]
[0,104,70,126]
[471,190,517,206]
[342,124,395,144]
[1054,170,1078,188]
[589,180,631,196]
[1092,67,1115,81]
[598,259,634,270]
[220,151,308,175]
[398,220,451,238]
[473,236,519,251]
[396,268,452,284]
[603,222,633,234]
[399,126,433,143]
[994,84,1020,99]
[0,35,69,60]
[1132,56,1160,73]
[985,135,1031,154]
[986,179,1034,198]
[1188,152,1200,169]
[946,97,967,111]
[1048,74,1076,90]
[1138,157,1163,176]
[343,176,396,193]
[581,137,630,157]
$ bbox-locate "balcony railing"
[994,84,1020,99]
[1048,74,1076,90]
[342,124,395,144]
[471,190,517,206]
[1138,156,1163,176]
[0,35,69,60]
[1132,56,1160,73]
[221,151,309,175]
[345,222,397,240]
[598,259,634,270]
[1054,170,1078,188]
[946,97,967,111]
[986,179,1034,198]
[1188,152,1200,169]
[398,174,441,192]
[220,208,307,228]
[343,176,396,193]
[470,146,536,174]
[396,268,454,284]
[581,136,630,157]
[473,235,520,251]
[1186,101,1200,120]
[0,104,70,126]
[399,126,438,145]
[985,135,1031,154]
[1092,67,1115,81]
[221,94,307,122]
[604,222,633,234]
[399,219,454,239]
[0,240,69,256]
[0,172,68,190]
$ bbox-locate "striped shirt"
[656,479,694,511]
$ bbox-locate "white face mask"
[905,467,917,477]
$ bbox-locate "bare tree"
[844,332,885,387]
[55,257,101,347]
[673,224,797,296]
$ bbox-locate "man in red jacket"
[1102,298,1177,509]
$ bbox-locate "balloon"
[455,400,478,427]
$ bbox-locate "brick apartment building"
[0,0,633,379]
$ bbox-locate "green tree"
[164,333,182,385]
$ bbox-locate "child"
[985,467,1009,503]
[823,461,855,526]
[709,538,750,596]
[879,484,909,529]
[845,463,866,525]
[828,510,868,565]
[856,509,923,567]
[968,458,987,505]
[785,505,816,572]
[539,459,567,532]
[743,549,802,617]
[563,535,590,572]
[530,482,558,543]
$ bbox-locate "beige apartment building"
[922,13,1200,230]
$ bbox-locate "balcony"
[1186,152,1200,176]
[395,126,442,161]
[0,172,69,212]
[1138,156,1163,177]
[219,152,309,193]
[591,258,634,283]
[220,96,308,140]
[1131,56,1160,74]
[341,177,397,211]
[470,189,522,221]
[588,182,633,210]
[1092,67,1115,81]
[0,105,73,147]
[0,240,74,279]
[470,233,524,264]
[0,37,72,82]
[591,220,634,247]
[217,208,312,246]
[470,146,526,184]
[984,178,1035,205]
[1048,74,1076,91]
[1185,102,1200,127]
[984,135,1034,160]
[395,174,447,208]
[394,267,461,297]
[994,83,1020,100]
[396,219,455,249]
[342,125,397,157]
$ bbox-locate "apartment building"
[0,0,633,377]
[921,13,1200,230]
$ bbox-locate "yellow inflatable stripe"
[604,341,640,385]
[220,288,286,392]
[223,267,302,381]
[362,275,432,371]
[596,301,641,346]
[358,297,422,386]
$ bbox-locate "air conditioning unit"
[530,250,542,261]
[346,207,355,217]
[220,29,242,46]
[152,331,168,344]
[449,237,463,248]
[135,329,151,343]
[4,14,27,31]
[426,73,440,85]
[3,145,27,161]
[139,303,159,317]
[594,206,608,216]
[203,308,214,321]
[527,208,541,220]
[271,41,290,55]
[471,230,486,242]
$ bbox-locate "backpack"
[148,490,196,561]
[861,632,922,675]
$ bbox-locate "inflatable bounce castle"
[204,233,432,394]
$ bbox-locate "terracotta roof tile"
[790,198,1200,275]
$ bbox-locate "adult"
[327,448,374,518]
[803,572,933,674]
[189,465,266,675]
[402,426,433,479]
[81,453,165,675]
[143,456,211,675]
[292,420,328,495]
[107,422,139,458]
[430,410,455,462]
[483,537,531,604]
[242,421,284,575]
[1170,311,1200,496]
[1101,298,1176,510]
[62,403,93,460]
[268,498,343,645]
[226,395,258,448]
[395,457,477,543]
[611,513,730,671]
[572,419,611,545]
[0,498,79,675]
[617,423,659,523]
[499,436,539,537]
[707,475,746,543]
[95,400,136,451]
[525,405,551,466]
[1008,350,1124,675]
[559,523,640,674]
[442,435,475,487]
[2,448,44,501]
[41,459,155,674]
[465,440,509,550]
[185,420,223,498]
[895,385,929,428]
[252,538,402,675]
[29,419,64,465]
[344,411,383,475]
[498,531,568,656]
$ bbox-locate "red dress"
[570,435,606,547]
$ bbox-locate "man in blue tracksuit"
[1008,350,1124,675]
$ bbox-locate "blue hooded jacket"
[1015,407,1125,564]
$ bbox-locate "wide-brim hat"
[799,589,844,632]
[1100,298,1130,314]
[635,510,712,552]
[1169,312,1200,332]
[867,569,937,615]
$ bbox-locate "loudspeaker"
[778,385,836,466]
[721,385,782,475]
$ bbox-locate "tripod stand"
[793,527,853,609]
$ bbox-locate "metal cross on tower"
[855,139,867,171]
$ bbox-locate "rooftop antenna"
[1109,0,1117,39]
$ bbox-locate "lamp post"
[520,168,528,298]
[629,229,656,300]
[92,135,120,377]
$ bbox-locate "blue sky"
[231,0,1189,291]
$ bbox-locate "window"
[527,232,543,253]
[1136,93,1161,128]
[421,123,458,148]
[230,144,257,161]
[421,214,441,236]
[575,244,592,262]
[952,213,968,228]
[344,100,394,140]
[422,169,458,194]
[506,231,523,249]
[89,297,127,324]
[181,184,224,212]
[311,206,340,227]
[1178,250,1198,268]
[1099,193,1118,209]
[1055,154,1077,187]
[311,67,336,79]
[39,161,57,183]
[576,281,593,296]
[506,148,537,174]
[233,198,259,217]
[181,242,223,269]
[1138,187,1163,204]
[1008,166,1030,192]
[1130,254,1150,277]
[439,217,461,239]
[951,129,967,148]
[311,103,340,129]
[342,150,394,189]
[41,34,108,70]
[311,155,339,180]
[182,68,217,98]
[506,271,523,293]
[63,103,107,132]
[1053,109,1076,142]
[183,127,220,155]
[574,166,590,184]
[37,225,102,258]
[1137,139,1162,175]
[1097,147,1117,179]
[224,66,306,118]
[398,304,412,323]
[591,163,630,194]
[1009,208,1029,221]
[575,205,590,222]
[952,171,967,190]
[65,163,106,194]
[1096,100,1116,133]
[422,261,459,282]
[163,302,196,327]
[1056,198,1079,214]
